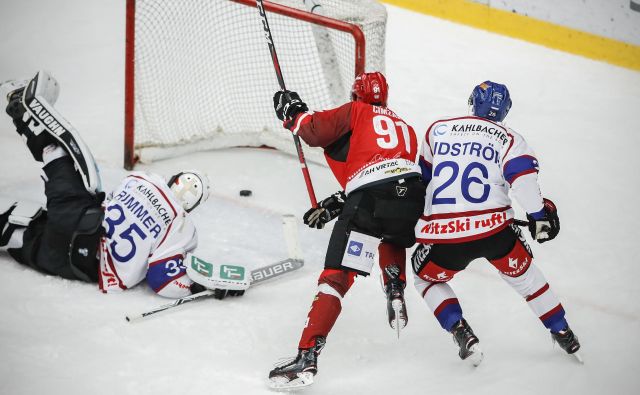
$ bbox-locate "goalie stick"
[124,258,303,322]
[125,215,304,322]
[255,0,318,208]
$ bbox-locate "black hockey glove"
[526,198,560,243]
[303,190,346,229]
[190,282,207,294]
[212,289,245,300]
[273,90,308,125]
[191,283,245,298]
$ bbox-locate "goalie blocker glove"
[526,198,560,243]
[303,191,346,229]
[273,90,308,129]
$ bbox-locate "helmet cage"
[167,170,210,212]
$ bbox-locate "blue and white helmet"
[469,81,512,122]
[168,170,210,212]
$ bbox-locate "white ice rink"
[1,1,639,394]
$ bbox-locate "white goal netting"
[128,0,387,166]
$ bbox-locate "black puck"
[239,190,252,197]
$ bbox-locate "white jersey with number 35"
[415,116,545,243]
[98,172,196,297]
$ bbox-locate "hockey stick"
[124,258,304,322]
[255,0,318,208]
[513,219,529,227]
[125,289,215,322]
[125,215,304,322]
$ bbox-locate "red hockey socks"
[378,243,406,284]
[298,269,356,349]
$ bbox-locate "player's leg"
[2,71,101,194]
[362,176,426,331]
[378,242,408,331]
[488,225,580,355]
[269,202,362,389]
[2,74,104,280]
[0,199,46,266]
[2,79,57,162]
[35,154,103,279]
[411,243,483,366]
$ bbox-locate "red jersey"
[290,101,421,194]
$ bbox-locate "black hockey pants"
[16,156,102,280]
[324,176,426,275]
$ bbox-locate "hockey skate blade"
[465,344,484,367]
[269,372,314,391]
[571,351,584,364]
[390,299,407,339]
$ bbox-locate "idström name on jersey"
[433,141,500,164]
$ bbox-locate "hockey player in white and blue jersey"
[98,170,209,297]
[0,71,245,299]
[412,81,581,365]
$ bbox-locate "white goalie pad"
[0,199,44,227]
[185,253,251,291]
[0,198,17,216]
[22,70,102,194]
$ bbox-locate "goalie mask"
[167,170,210,212]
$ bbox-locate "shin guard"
[500,264,568,332]
[298,269,356,349]
[378,242,406,284]
[414,276,462,331]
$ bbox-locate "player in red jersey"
[268,72,425,390]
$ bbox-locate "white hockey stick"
[125,215,304,322]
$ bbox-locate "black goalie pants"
[15,157,102,280]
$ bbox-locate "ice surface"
[0,1,639,394]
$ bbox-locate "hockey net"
[124,0,387,169]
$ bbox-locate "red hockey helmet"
[351,72,388,107]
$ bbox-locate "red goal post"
[124,0,385,169]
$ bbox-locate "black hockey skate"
[451,319,483,367]
[384,265,407,337]
[551,326,583,363]
[268,337,325,390]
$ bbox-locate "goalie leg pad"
[1,199,47,268]
[22,71,101,194]
[2,80,55,162]
[1,198,44,249]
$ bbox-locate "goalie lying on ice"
[0,71,246,299]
